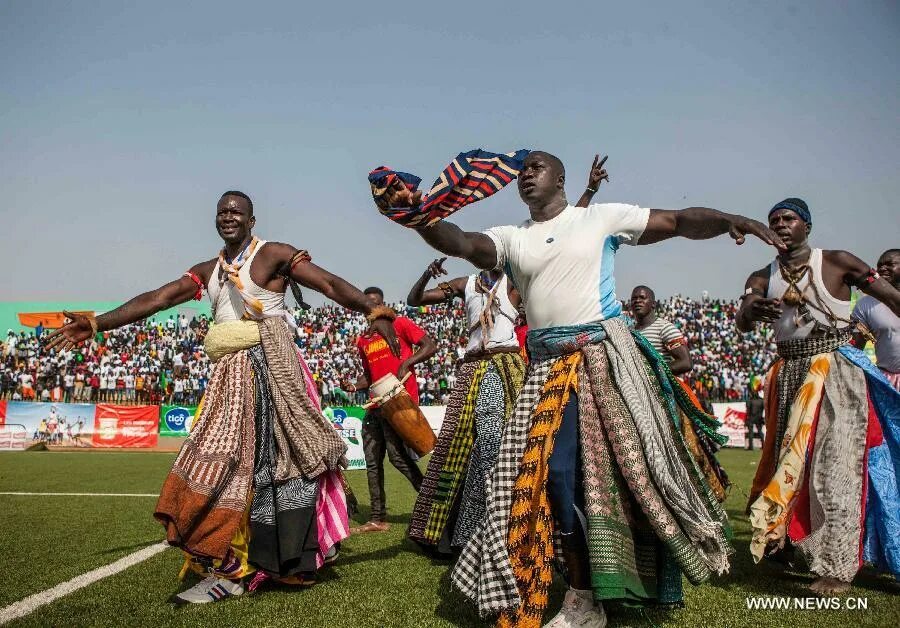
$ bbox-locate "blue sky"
[2,1,898,305]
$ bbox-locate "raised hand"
[748,298,783,323]
[587,154,609,190]
[44,311,95,353]
[370,318,402,357]
[729,217,786,251]
[385,177,424,208]
[426,257,448,279]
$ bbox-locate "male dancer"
[737,199,900,595]
[374,150,778,626]
[852,248,900,389]
[406,258,526,554]
[630,286,691,374]
[630,285,729,501]
[47,191,400,603]
[346,286,436,533]
[406,156,610,555]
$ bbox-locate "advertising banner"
[159,405,197,436]
[712,401,754,448]
[0,425,28,450]
[91,404,159,448]
[324,406,366,470]
[4,401,97,446]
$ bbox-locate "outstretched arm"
[287,255,401,356]
[258,241,400,355]
[414,222,499,270]
[45,259,215,352]
[575,154,609,208]
[406,258,467,306]
[831,250,900,318]
[379,176,499,269]
[638,208,785,250]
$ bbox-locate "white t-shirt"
[852,295,900,372]
[484,203,650,329]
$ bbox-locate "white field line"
[0,541,169,624]
[0,492,157,497]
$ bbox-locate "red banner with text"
[91,404,159,448]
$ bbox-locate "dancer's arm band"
[289,250,312,273]
[739,287,764,300]
[438,282,454,300]
[849,268,879,288]
[183,271,204,301]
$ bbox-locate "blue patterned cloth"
[837,345,900,577]
[526,322,608,361]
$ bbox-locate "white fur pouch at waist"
[204,320,261,362]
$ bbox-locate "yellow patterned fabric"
[498,352,580,628]
[179,503,255,580]
[748,353,832,562]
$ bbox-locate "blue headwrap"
[768,198,811,225]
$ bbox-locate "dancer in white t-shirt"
[377,149,780,626]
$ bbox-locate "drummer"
[346,286,437,533]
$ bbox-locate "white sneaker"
[543,589,607,627]
[173,575,245,604]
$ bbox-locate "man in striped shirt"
[630,285,691,374]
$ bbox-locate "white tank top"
[207,240,294,327]
[464,274,519,353]
[766,248,850,342]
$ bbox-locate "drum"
[366,373,436,455]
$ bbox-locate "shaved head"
[527,151,565,180]
[632,285,656,301]
[221,190,253,216]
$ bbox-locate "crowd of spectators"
[655,296,774,400]
[1,313,211,406]
[0,296,774,407]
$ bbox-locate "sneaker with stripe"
[172,575,245,605]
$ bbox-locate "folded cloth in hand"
[369,148,530,228]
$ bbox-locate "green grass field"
[0,449,897,627]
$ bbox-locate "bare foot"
[809,577,851,595]
[351,520,390,533]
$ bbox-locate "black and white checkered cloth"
[451,359,552,616]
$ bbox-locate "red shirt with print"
[356,316,426,404]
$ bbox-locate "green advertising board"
[323,406,366,470]
[159,405,197,436]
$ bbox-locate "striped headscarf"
[769,197,812,225]
[369,148,530,228]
